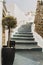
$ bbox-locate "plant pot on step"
[1,47,15,65]
[7,41,15,47]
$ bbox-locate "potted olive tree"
[2,16,17,65]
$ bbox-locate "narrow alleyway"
[11,23,43,65]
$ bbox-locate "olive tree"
[2,16,17,47]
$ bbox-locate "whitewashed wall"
[5,30,8,45]
[0,0,3,65]
[32,23,43,52]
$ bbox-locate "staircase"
[11,24,42,51]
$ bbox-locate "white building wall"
[32,23,43,52]
[5,30,8,45]
[11,4,28,37]
[0,0,3,65]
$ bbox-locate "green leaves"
[2,16,17,29]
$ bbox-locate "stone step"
[15,44,42,51]
[18,30,31,32]
[16,32,33,34]
[18,25,31,32]
[13,34,33,37]
[15,40,37,44]
[11,37,34,40]
[11,40,37,45]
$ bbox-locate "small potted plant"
[2,16,17,65]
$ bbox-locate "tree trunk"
[8,27,10,47]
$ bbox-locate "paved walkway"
[13,51,43,65]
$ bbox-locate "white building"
[0,0,4,65]
[0,0,7,65]
[2,0,7,46]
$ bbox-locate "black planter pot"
[2,47,15,65]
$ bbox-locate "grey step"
[18,30,31,32]
[13,34,33,37]
[16,32,33,34]
[15,45,42,51]
[11,37,34,40]
[18,25,31,32]
[15,40,37,44]
[15,41,37,45]
[11,40,37,45]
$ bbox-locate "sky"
[14,0,37,12]
[6,0,37,13]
